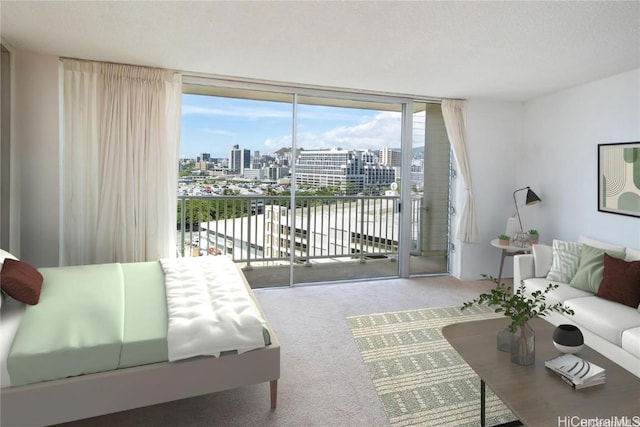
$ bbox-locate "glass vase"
[511,322,535,365]
[497,328,511,352]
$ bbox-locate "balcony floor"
[242,255,448,288]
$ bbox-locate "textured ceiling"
[1,1,638,101]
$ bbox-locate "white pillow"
[546,240,582,283]
[0,249,19,309]
[0,249,18,265]
[625,248,640,262]
[532,244,553,277]
[578,236,626,253]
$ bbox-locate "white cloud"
[266,111,402,151]
[203,128,236,137]
[182,103,361,122]
[182,104,289,119]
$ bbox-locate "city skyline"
[180,94,403,159]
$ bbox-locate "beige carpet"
[58,276,507,427]
[348,305,518,427]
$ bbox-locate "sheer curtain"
[63,60,182,265]
[441,99,479,243]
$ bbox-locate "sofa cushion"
[564,297,640,346]
[521,278,592,306]
[569,244,626,293]
[532,244,552,277]
[625,248,640,262]
[546,240,582,283]
[621,327,640,359]
[596,254,640,309]
[578,236,626,253]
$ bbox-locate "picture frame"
[598,142,640,218]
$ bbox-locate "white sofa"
[513,237,640,378]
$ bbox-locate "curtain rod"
[60,56,447,104]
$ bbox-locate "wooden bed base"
[1,329,280,426]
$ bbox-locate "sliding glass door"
[179,80,450,287]
[291,95,403,285]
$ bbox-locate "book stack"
[545,354,606,389]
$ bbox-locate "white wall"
[521,69,640,250]
[12,50,638,274]
[451,100,523,280]
[14,50,60,266]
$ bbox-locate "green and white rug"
[347,305,518,427]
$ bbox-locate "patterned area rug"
[347,305,518,427]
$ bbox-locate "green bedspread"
[7,262,169,386]
[119,262,168,368]
[7,260,270,387]
[7,261,271,386]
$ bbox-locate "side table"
[490,239,531,283]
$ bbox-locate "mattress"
[4,259,270,387]
[0,297,25,387]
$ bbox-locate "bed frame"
[0,266,280,426]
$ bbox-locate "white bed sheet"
[1,297,26,388]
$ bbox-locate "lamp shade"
[525,189,542,205]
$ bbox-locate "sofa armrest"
[513,254,535,287]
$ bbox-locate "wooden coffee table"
[443,317,640,426]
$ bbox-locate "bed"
[0,252,280,427]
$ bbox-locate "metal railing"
[177,195,420,268]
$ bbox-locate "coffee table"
[443,317,640,426]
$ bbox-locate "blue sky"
[180,94,402,159]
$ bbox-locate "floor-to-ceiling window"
[179,79,450,287]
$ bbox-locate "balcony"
[177,195,447,287]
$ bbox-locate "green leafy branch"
[462,274,574,333]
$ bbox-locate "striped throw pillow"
[546,240,582,283]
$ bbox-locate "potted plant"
[528,229,539,244]
[462,275,574,365]
[498,234,510,245]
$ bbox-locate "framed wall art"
[598,141,640,218]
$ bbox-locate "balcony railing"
[177,195,422,268]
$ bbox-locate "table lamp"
[513,186,541,231]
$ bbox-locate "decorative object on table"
[552,324,584,354]
[511,231,531,248]
[598,141,640,218]
[461,275,575,365]
[512,322,536,365]
[528,229,539,244]
[505,217,519,240]
[497,328,512,352]
[512,186,542,231]
[498,234,510,245]
[545,353,606,389]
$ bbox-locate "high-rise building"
[198,152,211,163]
[380,147,401,167]
[229,144,251,174]
[295,148,395,194]
[263,165,290,181]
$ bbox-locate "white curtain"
[63,60,182,265]
[441,99,479,243]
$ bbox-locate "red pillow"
[0,259,44,305]
[596,254,640,308]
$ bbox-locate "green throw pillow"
[569,244,626,293]
[546,240,582,283]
